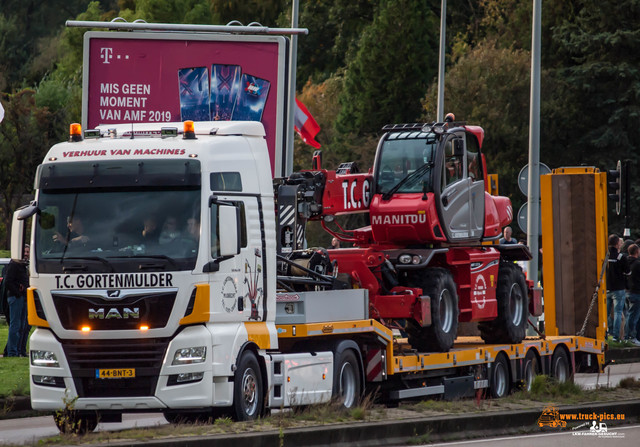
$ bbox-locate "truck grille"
[61,337,170,398]
[52,292,176,330]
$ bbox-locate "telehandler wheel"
[232,351,264,421]
[406,268,459,352]
[332,349,362,408]
[479,262,528,344]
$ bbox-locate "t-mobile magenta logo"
[100,48,113,64]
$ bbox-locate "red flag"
[294,98,321,148]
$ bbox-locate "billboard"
[82,32,289,176]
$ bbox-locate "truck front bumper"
[29,326,233,411]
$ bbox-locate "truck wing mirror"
[219,204,241,257]
[11,201,39,260]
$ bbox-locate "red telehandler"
[276,115,540,352]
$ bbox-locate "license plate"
[96,368,135,379]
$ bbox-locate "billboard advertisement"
[82,32,289,176]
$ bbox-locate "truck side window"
[466,134,482,182]
[211,172,242,191]
[210,204,221,258]
[210,201,247,258]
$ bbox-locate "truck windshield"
[375,132,437,196]
[34,160,201,274]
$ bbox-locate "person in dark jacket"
[625,244,640,345]
[607,234,628,341]
[4,245,30,357]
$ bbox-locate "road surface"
[1,362,638,445]
[408,424,639,446]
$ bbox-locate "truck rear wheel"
[551,347,571,383]
[479,262,528,344]
[522,349,540,392]
[489,353,510,398]
[333,349,362,408]
[232,351,264,421]
[406,268,459,352]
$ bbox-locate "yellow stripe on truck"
[27,288,50,328]
[244,322,271,349]
[179,284,210,325]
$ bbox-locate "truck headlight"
[30,350,60,367]
[172,347,206,365]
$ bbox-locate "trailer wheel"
[333,349,362,408]
[490,353,510,398]
[522,350,540,392]
[53,411,98,434]
[551,347,571,383]
[232,351,264,421]
[479,263,528,344]
[406,268,459,352]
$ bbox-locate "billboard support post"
[286,0,300,177]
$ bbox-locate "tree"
[336,0,438,135]
[421,41,531,204]
[550,0,640,232]
[0,90,56,248]
[294,0,377,85]
[0,1,115,90]
[210,0,284,27]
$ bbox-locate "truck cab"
[15,121,280,426]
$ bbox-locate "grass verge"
[32,378,640,446]
[0,321,30,399]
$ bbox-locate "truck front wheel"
[53,411,98,434]
[479,262,528,344]
[233,351,264,421]
[406,268,459,352]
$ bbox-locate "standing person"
[607,234,628,342]
[625,244,640,346]
[4,245,30,357]
[331,237,341,249]
[499,226,517,245]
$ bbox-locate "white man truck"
[12,120,608,434]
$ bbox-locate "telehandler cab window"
[466,134,482,182]
[443,139,464,188]
[376,132,436,195]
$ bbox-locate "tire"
[232,351,264,421]
[406,268,459,352]
[479,263,528,344]
[332,349,362,408]
[53,411,98,434]
[489,353,510,398]
[522,349,540,392]
[551,347,571,384]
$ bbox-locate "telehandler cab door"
[437,133,484,242]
